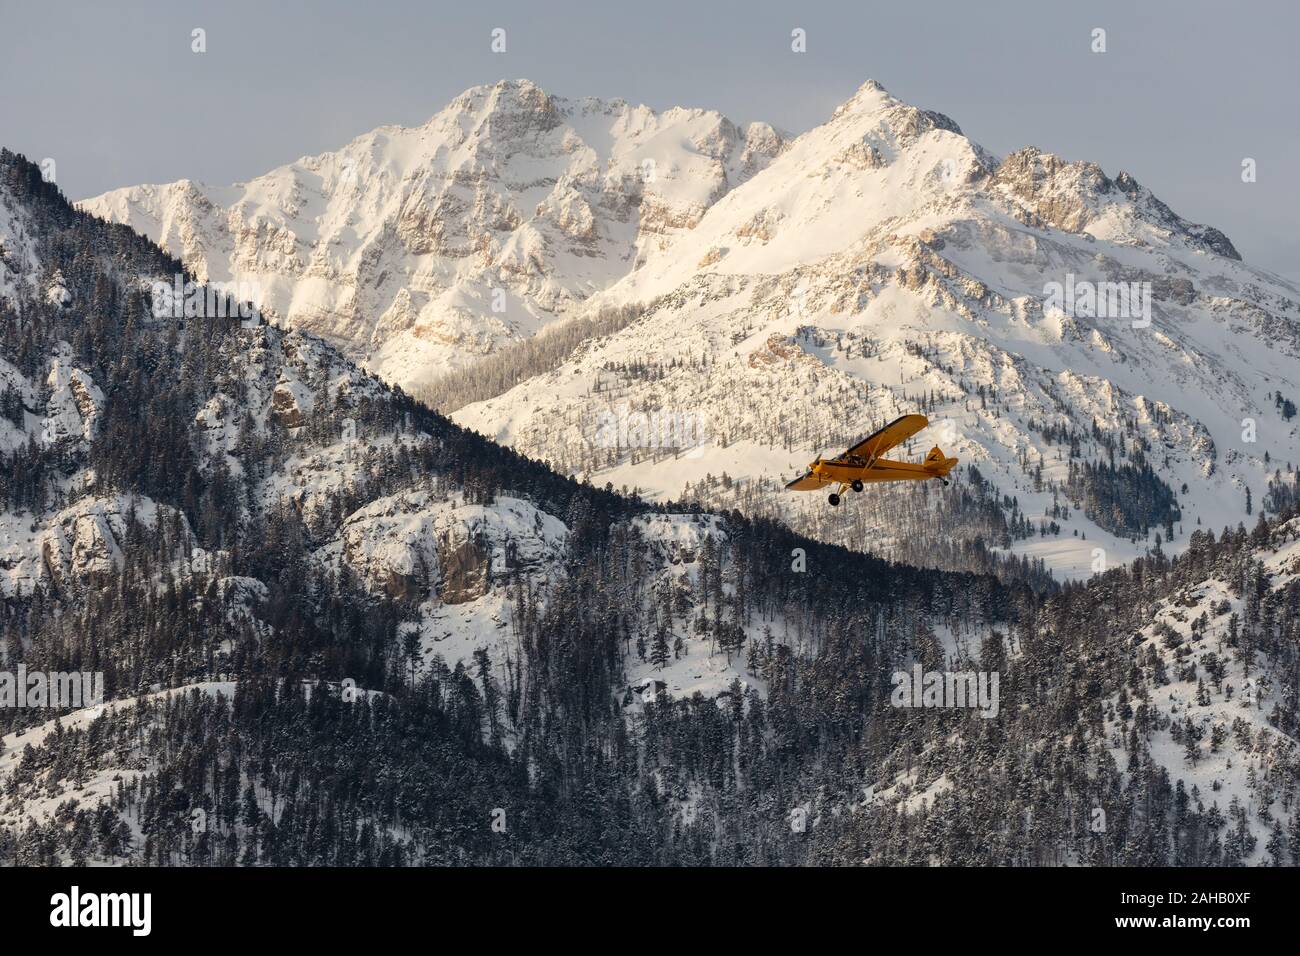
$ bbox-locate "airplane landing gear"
[851,479,864,492]
[828,492,841,507]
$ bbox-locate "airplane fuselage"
[807,452,957,486]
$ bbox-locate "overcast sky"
[2,0,1296,278]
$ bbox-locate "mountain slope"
[449,80,1300,580]
[4,146,1297,868]
[79,80,783,391]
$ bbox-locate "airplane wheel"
[828,493,841,507]
[851,479,864,492]
[941,479,950,487]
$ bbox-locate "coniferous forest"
[1,149,1298,870]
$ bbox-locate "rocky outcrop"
[0,495,199,596]
[271,377,310,428]
[321,492,567,606]
[42,356,103,445]
[437,537,489,604]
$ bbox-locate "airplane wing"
[840,414,929,461]
[784,471,823,491]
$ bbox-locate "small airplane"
[784,414,958,506]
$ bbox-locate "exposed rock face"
[991,147,1241,260]
[437,537,489,605]
[40,511,121,590]
[991,147,1114,234]
[332,493,441,602]
[270,377,311,428]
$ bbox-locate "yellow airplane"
[784,414,958,506]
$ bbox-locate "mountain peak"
[828,80,964,141]
[440,77,563,129]
[831,78,898,119]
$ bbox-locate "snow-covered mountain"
[5,147,1299,868]
[83,78,1300,580]
[446,80,1300,579]
[79,79,783,390]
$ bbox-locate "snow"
[0,680,385,838]
[619,513,788,707]
[79,80,784,393]
[1093,530,1300,863]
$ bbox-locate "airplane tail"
[923,445,958,476]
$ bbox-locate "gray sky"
[3,0,1296,278]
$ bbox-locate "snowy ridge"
[80,80,784,391]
